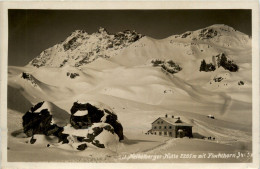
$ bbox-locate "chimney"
[172,115,174,118]
[165,114,168,118]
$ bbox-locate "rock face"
[70,102,124,140]
[216,53,239,72]
[22,101,124,150]
[21,72,38,87]
[22,101,68,143]
[77,143,87,151]
[151,59,182,74]
[199,59,216,72]
[238,81,244,85]
[214,77,223,82]
[23,102,55,136]
[66,72,79,79]
[73,123,117,148]
[199,28,218,39]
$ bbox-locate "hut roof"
[152,117,193,127]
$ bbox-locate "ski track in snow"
[169,74,232,115]
[193,119,251,143]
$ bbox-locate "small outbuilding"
[148,114,193,138]
[207,115,215,119]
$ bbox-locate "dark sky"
[8,10,251,66]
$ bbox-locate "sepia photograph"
[1,1,259,169]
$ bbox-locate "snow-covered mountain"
[11,23,251,120]
[27,24,250,69]
[8,24,252,162]
[28,27,143,67]
[11,24,252,124]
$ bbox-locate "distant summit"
[28,27,144,68]
[173,24,250,41]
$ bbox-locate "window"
[161,121,163,124]
[164,132,167,135]
[159,132,162,135]
[154,126,157,129]
[157,121,160,124]
[159,126,161,129]
[169,126,172,129]
[154,132,156,135]
[164,126,167,129]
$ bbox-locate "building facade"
[148,115,193,138]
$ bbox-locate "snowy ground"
[7,108,251,162]
[7,64,252,162]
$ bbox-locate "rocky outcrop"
[181,32,192,38]
[200,53,239,72]
[199,59,216,72]
[22,101,69,143]
[63,37,81,51]
[216,53,239,72]
[22,101,124,150]
[77,143,87,150]
[113,30,143,45]
[21,72,38,87]
[151,59,182,74]
[70,102,124,140]
[199,28,218,39]
[238,81,244,85]
[74,123,116,148]
[66,72,79,79]
[213,77,223,82]
[23,102,54,136]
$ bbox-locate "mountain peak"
[206,24,236,32]
[97,27,108,35]
[28,28,144,68]
[173,24,250,42]
[68,29,88,38]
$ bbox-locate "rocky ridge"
[29,27,143,68]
